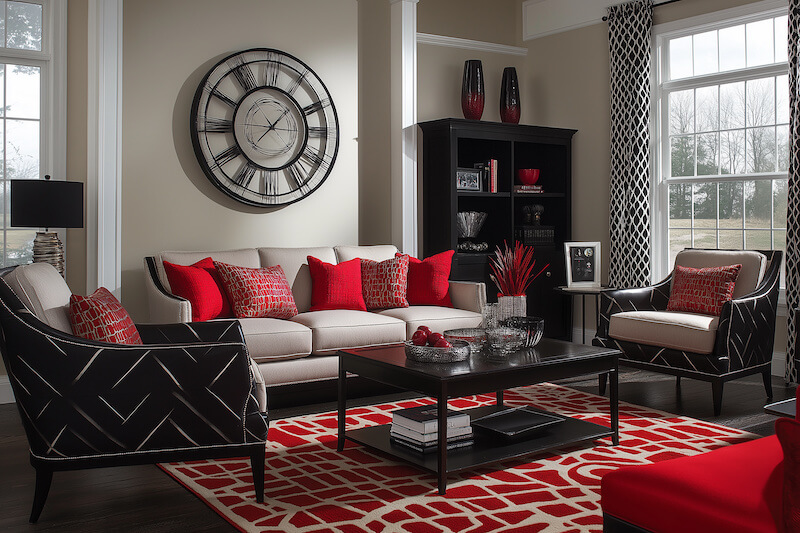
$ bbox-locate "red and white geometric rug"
[159,383,758,533]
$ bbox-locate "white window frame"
[652,0,789,303]
[0,0,67,265]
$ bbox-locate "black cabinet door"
[526,247,570,340]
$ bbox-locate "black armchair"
[593,249,781,416]
[0,269,268,523]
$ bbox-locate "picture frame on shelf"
[564,241,601,288]
[456,168,482,191]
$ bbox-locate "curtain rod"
[602,0,682,22]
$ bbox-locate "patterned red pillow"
[214,262,298,319]
[361,255,409,310]
[399,250,454,307]
[666,263,742,316]
[307,256,366,311]
[163,257,232,321]
[776,416,800,533]
[70,287,142,345]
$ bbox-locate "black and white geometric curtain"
[607,0,654,289]
[787,0,800,382]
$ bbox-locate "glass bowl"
[502,316,545,347]
[443,328,487,353]
[404,339,470,363]
[485,327,527,356]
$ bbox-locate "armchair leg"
[599,373,608,396]
[711,380,724,417]
[762,369,773,399]
[250,448,265,503]
[30,467,53,523]
[676,376,681,388]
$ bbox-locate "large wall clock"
[190,48,339,206]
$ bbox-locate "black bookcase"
[418,118,576,340]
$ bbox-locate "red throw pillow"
[163,258,232,321]
[776,416,800,533]
[214,262,298,319]
[70,287,143,345]
[666,263,742,316]
[400,250,454,307]
[361,254,409,310]
[307,256,366,311]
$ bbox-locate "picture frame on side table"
[456,168,482,191]
[564,241,601,288]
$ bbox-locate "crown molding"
[416,32,528,56]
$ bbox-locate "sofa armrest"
[596,277,672,338]
[143,256,191,323]
[449,280,486,313]
[137,319,245,345]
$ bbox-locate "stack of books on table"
[390,405,473,454]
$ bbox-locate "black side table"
[764,398,796,417]
[554,285,608,344]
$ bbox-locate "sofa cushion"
[163,258,232,321]
[215,262,298,319]
[5,262,72,333]
[674,249,766,299]
[70,287,143,345]
[609,310,719,354]
[361,255,409,310]
[258,247,337,313]
[291,310,406,353]
[601,435,782,533]
[402,250,455,307]
[308,256,366,311]
[157,249,260,293]
[379,306,483,338]
[237,318,313,363]
[667,263,742,316]
[334,244,399,263]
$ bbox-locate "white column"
[390,0,418,256]
[87,0,123,296]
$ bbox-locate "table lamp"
[10,175,84,277]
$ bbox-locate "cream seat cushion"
[237,318,313,363]
[673,249,767,299]
[291,310,406,353]
[609,310,719,354]
[5,263,72,333]
[379,306,483,338]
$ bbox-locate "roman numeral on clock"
[265,56,281,86]
[286,162,309,190]
[212,145,242,169]
[201,117,232,133]
[299,147,330,172]
[303,98,330,116]
[286,69,308,95]
[264,170,278,196]
[232,162,257,188]
[206,84,237,108]
[308,127,329,139]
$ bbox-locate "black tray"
[472,406,563,439]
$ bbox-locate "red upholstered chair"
[601,390,795,532]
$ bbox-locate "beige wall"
[418,0,521,46]
[120,0,359,321]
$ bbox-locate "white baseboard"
[0,375,14,404]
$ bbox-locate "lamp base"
[32,232,65,277]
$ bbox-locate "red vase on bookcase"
[500,67,520,124]
[461,60,485,120]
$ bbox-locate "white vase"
[498,295,527,322]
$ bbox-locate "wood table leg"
[496,390,504,407]
[437,389,448,495]
[609,366,619,446]
[337,357,346,452]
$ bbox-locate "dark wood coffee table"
[337,339,620,494]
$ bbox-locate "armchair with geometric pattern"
[0,264,268,523]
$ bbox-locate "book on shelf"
[390,422,473,443]
[514,185,544,193]
[390,433,474,454]
[391,405,471,434]
[515,225,555,246]
[490,159,498,193]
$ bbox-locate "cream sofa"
[144,245,486,394]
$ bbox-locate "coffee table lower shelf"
[343,405,613,477]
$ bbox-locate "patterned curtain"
[787,0,800,382]
[607,0,653,289]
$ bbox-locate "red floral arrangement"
[489,241,549,296]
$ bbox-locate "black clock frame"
[190,48,340,207]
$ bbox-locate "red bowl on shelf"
[517,168,540,185]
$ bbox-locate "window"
[0,0,63,267]
[653,3,789,283]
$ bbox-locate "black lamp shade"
[10,180,84,229]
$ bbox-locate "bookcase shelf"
[418,118,577,340]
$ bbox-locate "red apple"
[433,338,452,348]
[411,330,428,346]
[427,332,445,346]
[417,325,432,335]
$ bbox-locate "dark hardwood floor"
[0,370,793,532]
